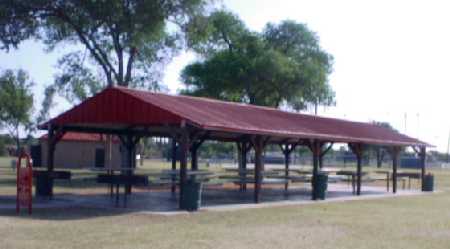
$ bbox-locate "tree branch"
[124,47,137,85]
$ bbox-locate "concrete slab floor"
[0,184,431,215]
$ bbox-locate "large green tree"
[181,11,334,110]
[0,69,34,152]
[0,0,210,102]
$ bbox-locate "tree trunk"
[15,125,20,156]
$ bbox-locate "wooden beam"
[419,146,427,191]
[349,143,364,195]
[391,146,401,194]
[282,145,291,192]
[279,143,298,192]
[320,142,334,157]
[178,129,190,209]
[311,140,321,200]
[171,137,177,193]
[46,125,56,198]
[189,132,209,171]
[242,141,251,191]
[319,142,334,168]
[252,136,266,203]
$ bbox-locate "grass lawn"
[1,156,450,249]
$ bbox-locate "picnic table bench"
[374,170,416,191]
[96,174,149,207]
[231,177,290,185]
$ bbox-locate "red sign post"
[16,152,33,214]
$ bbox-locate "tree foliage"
[0,0,211,103]
[181,11,334,110]
[0,69,34,151]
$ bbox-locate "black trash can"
[35,175,53,197]
[422,174,434,192]
[312,172,328,200]
[181,179,203,211]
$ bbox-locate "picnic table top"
[336,170,369,176]
[160,169,214,176]
[233,178,290,185]
[223,168,280,176]
[374,170,421,178]
[88,167,135,172]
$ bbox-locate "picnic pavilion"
[38,86,431,210]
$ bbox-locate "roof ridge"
[115,86,384,128]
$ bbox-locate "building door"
[30,145,42,167]
[95,148,105,168]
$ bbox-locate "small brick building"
[32,132,122,169]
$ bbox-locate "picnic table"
[266,174,311,183]
[158,170,215,182]
[96,173,149,207]
[375,170,420,190]
[336,170,368,194]
[271,168,312,175]
[224,168,279,176]
[232,178,290,185]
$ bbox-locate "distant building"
[31,132,122,169]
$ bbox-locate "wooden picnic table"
[375,170,420,190]
[224,168,279,176]
[336,170,368,194]
[280,169,312,175]
[266,174,311,183]
[96,173,149,207]
[232,178,290,185]
[374,170,391,191]
[88,167,135,172]
[161,169,214,176]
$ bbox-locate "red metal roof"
[44,87,430,147]
[40,132,104,142]
[40,132,118,143]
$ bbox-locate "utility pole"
[416,113,420,139]
[404,112,407,133]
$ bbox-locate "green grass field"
[1,156,450,249]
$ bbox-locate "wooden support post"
[311,140,321,200]
[171,137,177,194]
[280,143,296,192]
[252,136,266,203]
[420,146,427,191]
[242,142,250,191]
[283,147,290,192]
[124,134,136,195]
[45,125,56,198]
[47,125,55,173]
[349,143,363,195]
[191,146,198,170]
[356,146,362,195]
[236,142,243,191]
[319,143,334,169]
[319,154,323,169]
[190,133,207,171]
[392,147,400,194]
[179,130,189,209]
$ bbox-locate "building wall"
[40,140,122,169]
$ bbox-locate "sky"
[1,0,450,151]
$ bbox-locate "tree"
[0,0,211,103]
[0,69,34,153]
[181,11,334,110]
[263,20,335,111]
